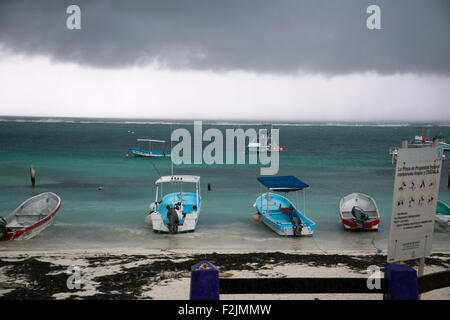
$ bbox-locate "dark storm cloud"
[0,0,448,74]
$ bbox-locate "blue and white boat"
[145,175,201,234]
[254,176,315,237]
[129,139,171,157]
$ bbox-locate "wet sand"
[0,249,448,300]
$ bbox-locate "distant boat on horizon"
[389,135,449,163]
[247,124,283,153]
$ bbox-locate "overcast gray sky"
[0,0,449,122]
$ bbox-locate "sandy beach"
[0,249,448,300]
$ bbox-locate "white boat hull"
[2,192,61,241]
[14,217,55,240]
[435,215,450,233]
[248,146,267,153]
[147,211,200,233]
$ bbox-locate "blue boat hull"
[130,147,171,157]
[255,193,316,237]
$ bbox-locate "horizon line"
[0,115,449,126]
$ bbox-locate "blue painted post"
[384,263,418,300]
[190,260,220,300]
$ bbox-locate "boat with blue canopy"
[145,175,201,234]
[254,175,316,237]
[129,139,171,157]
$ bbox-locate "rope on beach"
[312,237,328,254]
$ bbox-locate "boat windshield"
[155,176,200,202]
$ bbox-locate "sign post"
[387,139,442,267]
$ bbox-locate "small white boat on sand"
[339,193,380,231]
[0,192,61,240]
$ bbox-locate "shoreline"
[1,249,448,300]
[0,248,394,256]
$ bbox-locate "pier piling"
[401,139,408,149]
[30,166,36,188]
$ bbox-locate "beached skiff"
[339,193,380,230]
[254,176,316,237]
[0,192,61,240]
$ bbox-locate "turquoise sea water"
[0,119,449,252]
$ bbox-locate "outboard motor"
[166,206,179,234]
[351,206,369,229]
[174,202,185,220]
[0,217,7,241]
[289,213,303,237]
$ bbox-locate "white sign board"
[387,146,442,263]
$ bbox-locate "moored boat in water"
[389,135,449,163]
[129,139,171,157]
[145,175,201,234]
[247,124,283,153]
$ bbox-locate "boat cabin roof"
[155,175,200,184]
[137,139,166,143]
[257,175,309,192]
